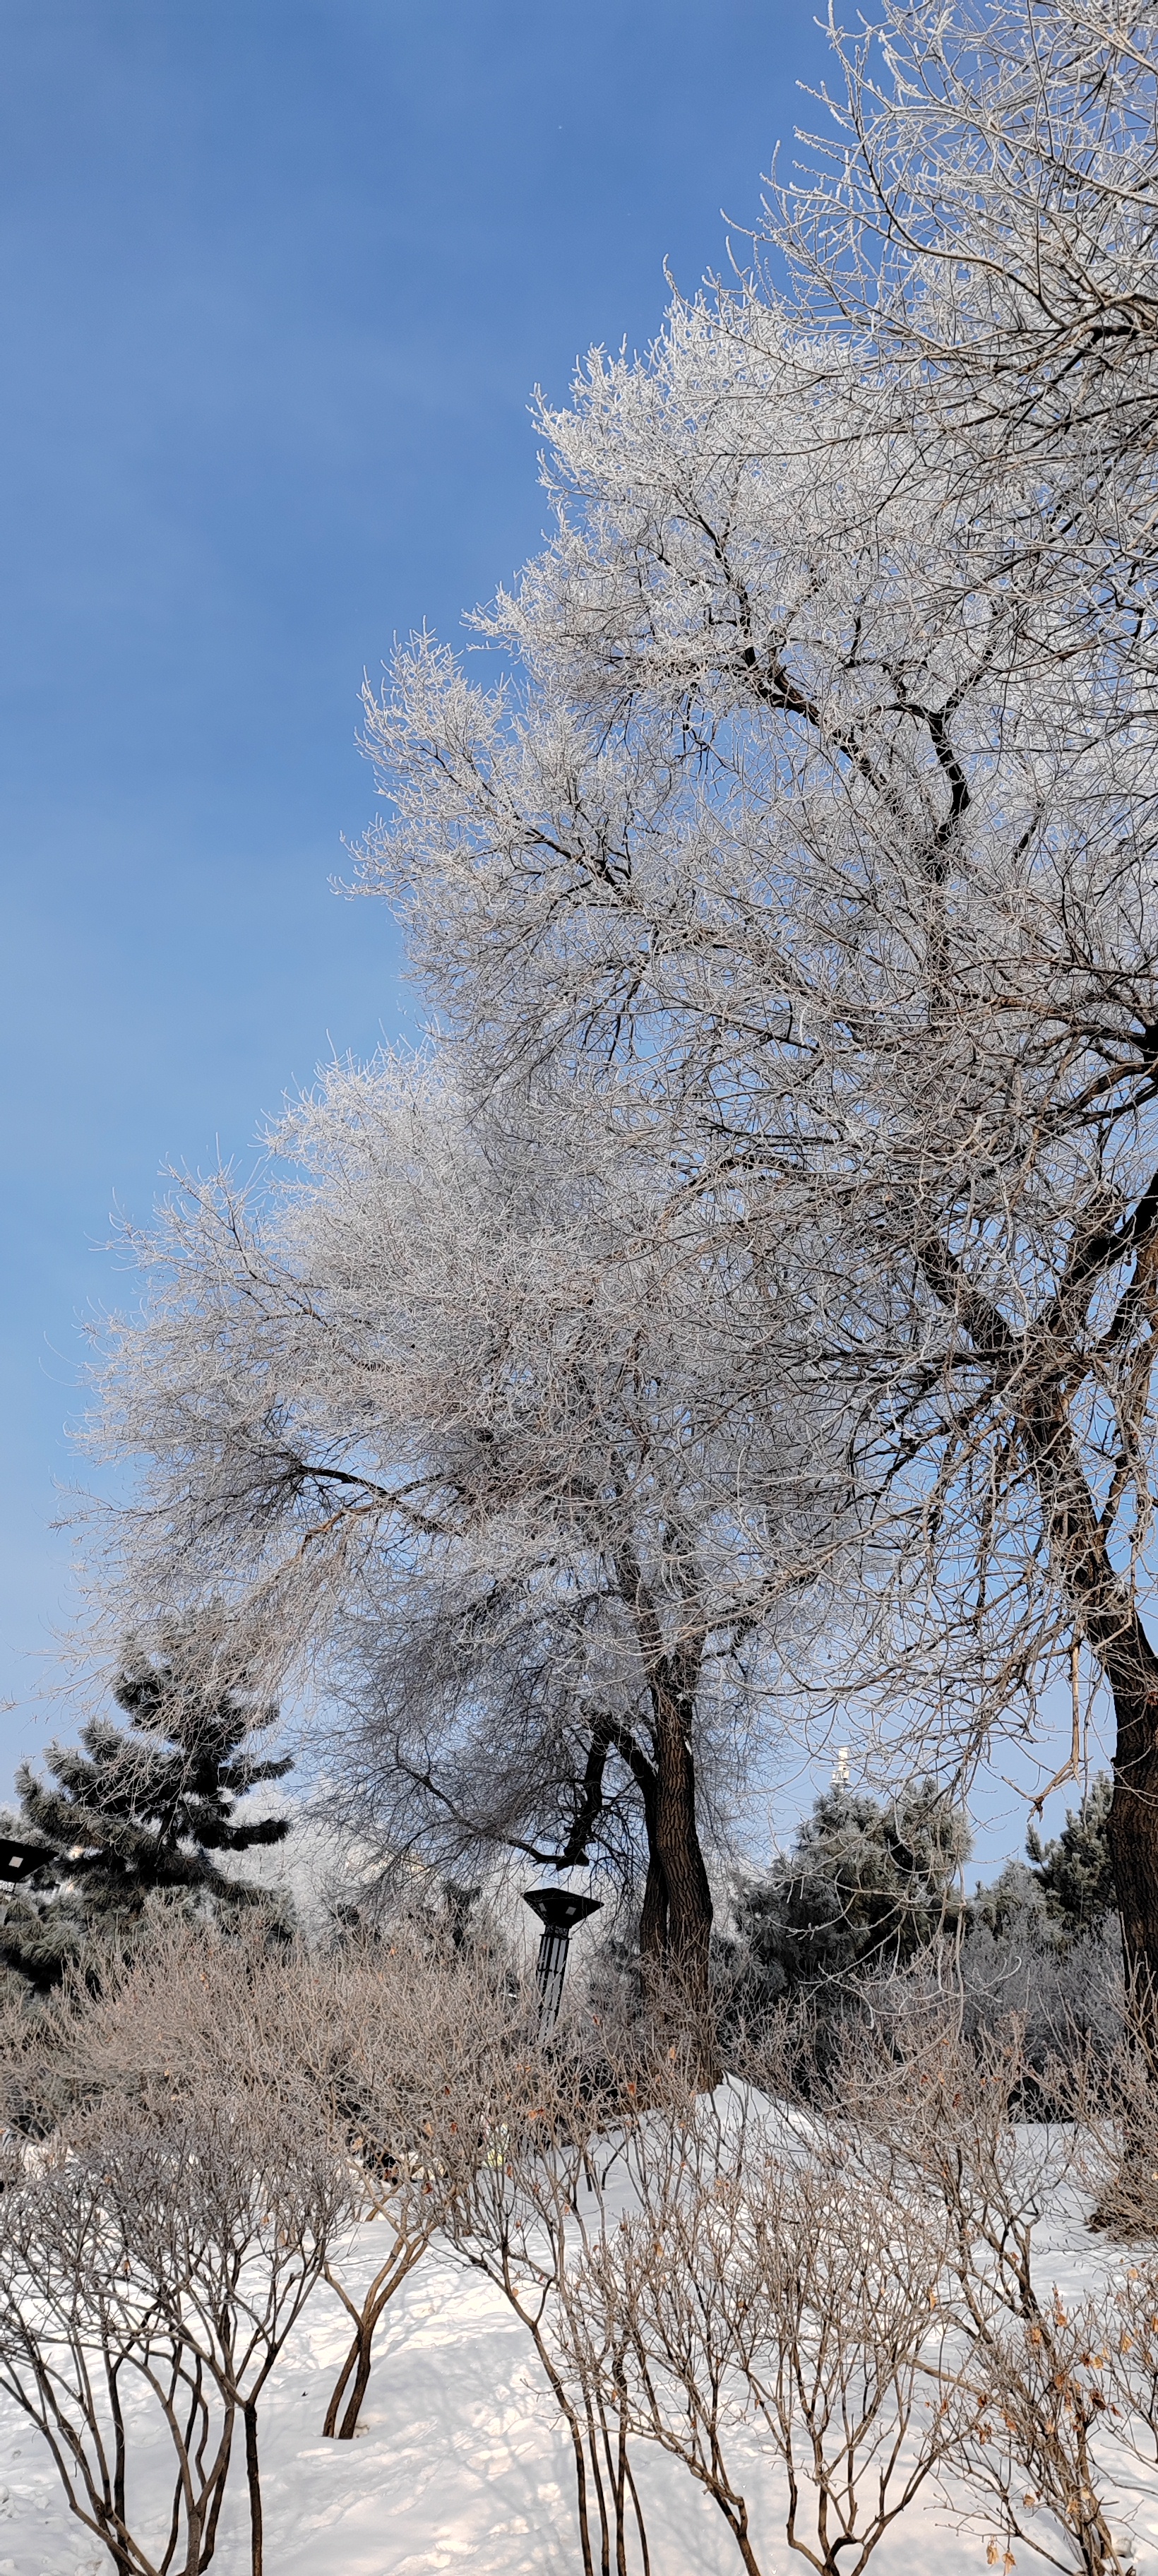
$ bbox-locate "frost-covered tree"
[85,1060,841,1998]
[83,0,1158,2005]
[339,3,1158,2001]
[765,0,1158,1996]
[774,0,1158,645]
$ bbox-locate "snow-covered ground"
[1,2159,1156,2576]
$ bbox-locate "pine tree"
[732,1779,972,2001]
[0,1633,294,1989]
[1025,1776,1115,1943]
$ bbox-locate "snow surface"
[1,2140,1157,2576]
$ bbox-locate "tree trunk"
[244,2400,262,2576]
[919,1232,1158,2021]
[322,2320,366,2438]
[198,2407,234,2572]
[1037,1525,1158,2008]
[650,1691,713,2002]
[1023,1413,1158,2012]
[1102,1673,1158,2012]
[327,2319,375,2441]
[633,1700,714,1996]
[638,1849,668,1963]
[615,1551,714,2005]
[640,1692,717,2081]
[338,2328,376,2442]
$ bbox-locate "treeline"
[721,1775,1124,2085]
[0,1646,1117,2041]
[729,1775,1116,1990]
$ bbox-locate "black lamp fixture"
[0,1839,52,1923]
[0,1839,49,1889]
[523,1883,602,2031]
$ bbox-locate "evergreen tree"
[732,1779,972,2002]
[0,1632,294,1989]
[969,1857,1051,1943]
[1025,1775,1115,1943]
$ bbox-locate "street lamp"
[523,1884,602,2032]
[0,1839,51,1926]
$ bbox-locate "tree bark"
[332,2320,375,2441]
[635,1688,717,2082]
[1019,1397,1158,2007]
[597,1708,707,1976]
[1106,1674,1158,2015]
[638,1847,668,1963]
[244,2400,262,2576]
[619,1700,716,2069]
[614,1546,715,2011]
[648,1687,714,2005]
[919,1231,1158,2013]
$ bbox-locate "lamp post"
[523,1885,602,2032]
[0,1839,51,1926]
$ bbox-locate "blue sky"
[0,0,1090,1864]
